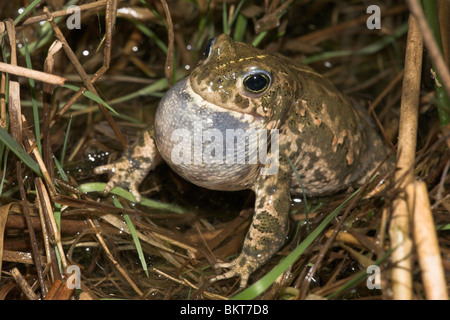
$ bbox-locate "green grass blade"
[108,77,170,105]
[232,187,361,300]
[0,149,9,196]
[113,197,149,277]
[63,83,119,115]
[0,126,41,176]
[222,1,228,34]
[302,22,408,64]
[53,202,64,274]
[252,32,267,47]
[78,182,187,214]
[224,0,245,36]
[20,99,143,124]
[60,116,72,167]
[138,0,168,29]
[13,0,42,25]
[53,156,68,182]
[228,0,245,33]
[233,14,247,42]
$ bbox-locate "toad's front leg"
[210,161,292,288]
[93,128,162,202]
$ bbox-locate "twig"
[36,177,68,271]
[389,15,423,300]
[0,62,66,85]
[2,250,45,265]
[6,213,91,235]
[412,181,447,300]
[43,279,74,300]
[160,0,175,83]
[89,0,116,83]
[19,0,121,26]
[5,20,22,144]
[34,188,54,277]
[42,40,63,182]
[11,268,39,300]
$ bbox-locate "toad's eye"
[243,71,271,94]
[203,37,216,58]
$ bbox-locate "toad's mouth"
[187,77,264,120]
[162,78,265,125]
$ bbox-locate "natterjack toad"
[94,34,390,288]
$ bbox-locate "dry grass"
[0,0,448,300]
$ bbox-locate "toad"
[94,34,390,288]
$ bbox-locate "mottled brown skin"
[94,34,389,288]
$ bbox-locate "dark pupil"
[203,38,216,58]
[244,73,269,93]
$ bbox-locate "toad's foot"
[94,162,147,202]
[210,253,261,288]
[93,129,161,202]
